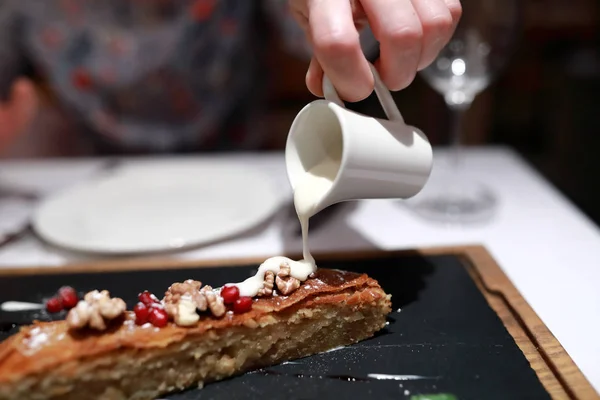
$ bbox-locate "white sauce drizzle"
[233,257,316,297]
[229,157,339,297]
[1,301,44,312]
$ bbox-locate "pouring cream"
[230,156,339,297]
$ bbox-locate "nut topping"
[163,280,208,326]
[201,286,226,317]
[66,290,126,331]
[164,280,208,312]
[163,280,226,326]
[275,264,301,295]
[257,271,275,297]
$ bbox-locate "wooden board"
[0,245,595,399]
[420,246,597,400]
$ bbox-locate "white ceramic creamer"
[285,63,433,217]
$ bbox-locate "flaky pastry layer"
[0,269,391,400]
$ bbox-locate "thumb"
[0,78,38,151]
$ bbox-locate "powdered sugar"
[24,327,49,350]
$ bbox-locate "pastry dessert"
[0,268,391,400]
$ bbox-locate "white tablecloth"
[0,146,599,393]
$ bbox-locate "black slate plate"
[0,254,550,400]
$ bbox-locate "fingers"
[411,0,455,70]
[363,0,460,90]
[308,0,373,101]
[362,0,423,91]
[443,0,463,28]
[306,57,324,97]
[301,0,461,98]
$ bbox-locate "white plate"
[32,162,284,254]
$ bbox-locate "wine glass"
[409,0,521,224]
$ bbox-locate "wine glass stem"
[448,103,470,170]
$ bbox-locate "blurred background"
[1,0,600,224]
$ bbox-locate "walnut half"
[201,286,225,317]
[163,280,207,326]
[257,271,275,297]
[275,264,301,295]
[163,280,226,326]
[66,290,126,331]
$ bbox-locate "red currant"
[133,302,150,325]
[138,291,159,307]
[58,286,79,309]
[221,285,240,305]
[46,296,63,313]
[148,307,169,328]
[233,296,253,314]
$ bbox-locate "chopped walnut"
[257,271,275,297]
[201,286,225,317]
[276,264,301,295]
[66,290,126,331]
[163,280,226,326]
[164,280,207,314]
[163,280,208,326]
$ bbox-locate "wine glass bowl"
[420,35,492,110]
[409,0,520,224]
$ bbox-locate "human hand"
[289,0,462,102]
[0,78,38,153]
